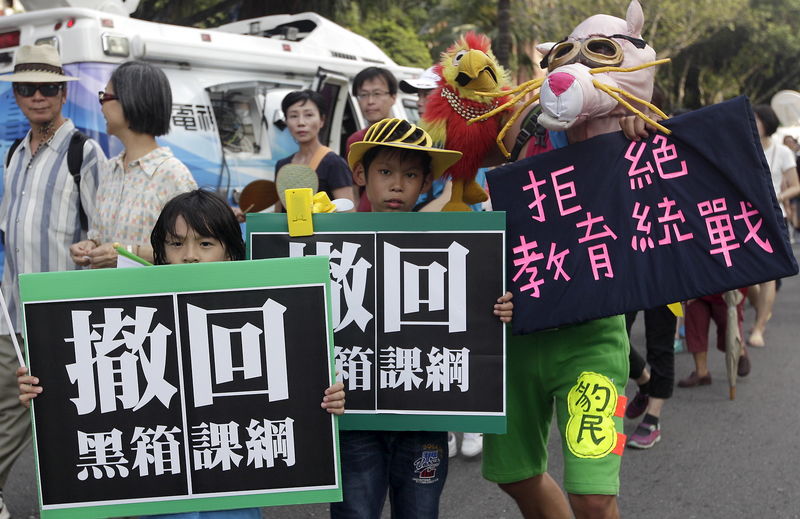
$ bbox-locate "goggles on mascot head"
[540,34,647,70]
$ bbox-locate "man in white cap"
[399,66,441,119]
[0,44,106,516]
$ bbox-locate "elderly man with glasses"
[0,44,106,517]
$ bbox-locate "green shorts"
[483,315,629,495]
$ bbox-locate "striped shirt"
[88,146,197,246]
[0,120,106,334]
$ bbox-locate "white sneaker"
[447,432,457,458]
[461,432,483,457]
[0,489,10,519]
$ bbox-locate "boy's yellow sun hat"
[348,118,462,179]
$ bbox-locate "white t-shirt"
[763,140,795,215]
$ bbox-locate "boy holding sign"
[332,118,513,518]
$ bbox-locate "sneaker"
[627,422,661,449]
[625,390,650,419]
[0,488,10,519]
[447,432,457,458]
[461,432,483,457]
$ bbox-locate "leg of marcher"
[749,280,775,347]
[330,431,390,519]
[552,317,628,518]
[678,300,713,387]
[498,473,570,519]
[388,431,448,519]
[0,334,31,488]
[568,494,619,519]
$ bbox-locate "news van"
[0,2,423,196]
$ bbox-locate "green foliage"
[132,0,800,108]
[350,18,433,68]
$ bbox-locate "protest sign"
[19,257,340,519]
[248,212,506,433]
[488,96,799,335]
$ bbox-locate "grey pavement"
[5,244,799,518]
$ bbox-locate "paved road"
[5,244,799,518]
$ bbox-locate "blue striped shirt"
[0,120,106,334]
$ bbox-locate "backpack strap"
[67,130,89,232]
[508,104,547,163]
[309,145,332,172]
[4,138,23,168]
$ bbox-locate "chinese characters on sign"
[21,258,339,518]
[248,212,506,432]
[488,97,798,335]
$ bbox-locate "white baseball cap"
[399,66,440,94]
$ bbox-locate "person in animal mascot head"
[481,3,664,519]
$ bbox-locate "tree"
[496,0,512,69]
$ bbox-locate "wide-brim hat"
[348,118,462,179]
[0,44,78,83]
[399,66,441,94]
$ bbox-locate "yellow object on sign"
[286,188,314,237]
[312,192,337,214]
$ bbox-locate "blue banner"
[487,96,798,335]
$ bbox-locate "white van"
[0,2,423,196]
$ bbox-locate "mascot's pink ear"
[536,41,556,55]
[626,0,645,37]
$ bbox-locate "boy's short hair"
[281,89,328,119]
[111,61,172,137]
[347,118,461,178]
[352,67,398,97]
[754,104,781,137]
[360,146,432,181]
[151,189,245,265]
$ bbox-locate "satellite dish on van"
[770,90,800,127]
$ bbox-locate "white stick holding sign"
[0,287,25,367]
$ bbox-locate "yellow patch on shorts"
[566,371,619,459]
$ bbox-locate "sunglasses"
[98,91,119,105]
[13,83,64,97]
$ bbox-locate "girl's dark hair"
[281,90,327,119]
[754,104,780,136]
[110,61,173,137]
[150,190,245,265]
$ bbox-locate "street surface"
[5,244,799,518]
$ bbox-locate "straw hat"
[348,118,462,179]
[0,44,78,83]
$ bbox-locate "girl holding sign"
[18,190,346,519]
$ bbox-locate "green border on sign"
[19,257,342,519]
[246,212,507,434]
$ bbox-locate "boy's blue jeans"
[330,430,448,519]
